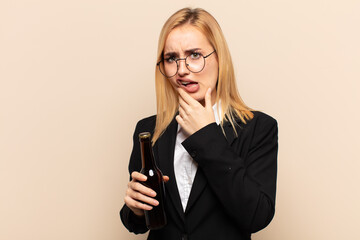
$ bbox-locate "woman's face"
[163,24,219,106]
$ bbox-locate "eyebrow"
[164,48,202,57]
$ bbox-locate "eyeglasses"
[157,50,216,78]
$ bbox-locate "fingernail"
[151,191,157,197]
[153,200,159,206]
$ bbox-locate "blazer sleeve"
[181,112,278,233]
[119,119,151,234]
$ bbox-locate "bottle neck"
[140,139,156,169]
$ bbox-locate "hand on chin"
[175,88,215,136]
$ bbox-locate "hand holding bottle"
[124,171,169,217]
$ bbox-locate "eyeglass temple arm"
[204,49,216,59]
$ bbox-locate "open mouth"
[180,81,195,86]
[177,79,198,86]
[177,79,199,93]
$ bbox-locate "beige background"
[1,0,359,239]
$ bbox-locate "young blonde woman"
[120,8,278,240]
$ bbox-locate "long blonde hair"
[152,8,253,144]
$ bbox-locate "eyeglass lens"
[159,54,206,78]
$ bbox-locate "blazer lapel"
[154,118,185,222]
[185,122,238,213]
[222,121,238,145]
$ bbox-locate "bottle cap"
[139,132,151,141]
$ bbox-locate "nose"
[177,59,190,76]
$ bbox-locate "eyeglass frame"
[156,49,216,78]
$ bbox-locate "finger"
[178,105,187,119]
[205,88,212,110]
[176,114,191,134]
[129,181,157,197]
[178,95,190,113]
[127,190,159,207]
[131,171,147,182]
[163,175,170,183]
[125,195,153,211]
[175,114,185,128]
[178,88,198,106]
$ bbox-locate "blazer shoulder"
[245,111,278,142]
[238,111,278,137]
[134,115,157,133]
[250,111,277,126]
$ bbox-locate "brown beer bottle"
[138,132,167,230]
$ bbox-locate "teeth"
[180,81,190,85]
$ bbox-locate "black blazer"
[120,111,278,240]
